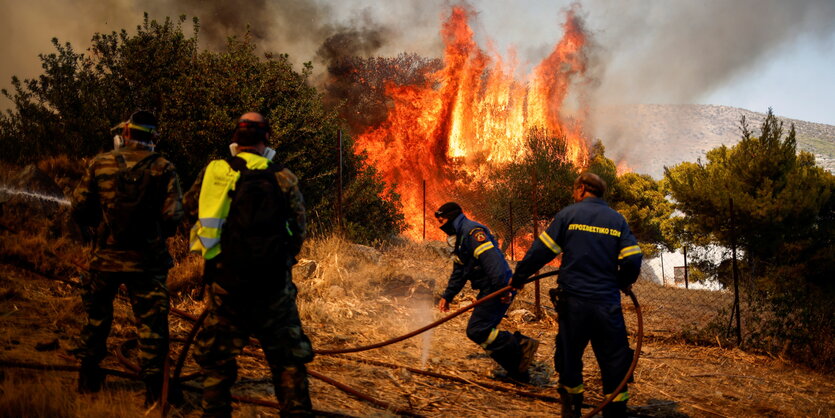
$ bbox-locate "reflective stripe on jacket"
[440,214,512,302]
[515,197,643,303]
[189,152,271,259]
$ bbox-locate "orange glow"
[616,160,632,176]
[355,6,592,240]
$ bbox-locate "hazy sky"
[2,0,834,124]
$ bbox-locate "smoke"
[0,0,443,93]
[2,0,833,166]
[583,0,835,104]
[3,0,833,97]
[578,0,835,169]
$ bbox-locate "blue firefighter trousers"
[555,294,633,394]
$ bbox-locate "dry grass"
[0,370,146,418]
[0,213,833,417]
[35,155,86,197]
[294,235,448,350]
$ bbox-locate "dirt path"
[1,263,833,417]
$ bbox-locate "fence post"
[337,129,343,232]
[422,180,426,241]
[683,245,689,289]
[532,172,541,320]
[509,201,514,261]
[730,197,742,345]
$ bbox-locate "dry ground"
[1,236,833,417]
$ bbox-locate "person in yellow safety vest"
[183,112,314,417]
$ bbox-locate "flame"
[616,160,632,176]
[355,6,592,240]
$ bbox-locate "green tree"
[468,127,578,250]
[665,109,833,271]
[0,14,404,242]
[665,109,835,367]
[586,140,617,197]
[610,172,674,258]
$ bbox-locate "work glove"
[500,289,516,304]
[617,274,637,293]
[509,272,527,290]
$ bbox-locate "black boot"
[488,343,527,383]
[515,332,540,375]
[558,388,584,418]
[78,360,105,393]
[602,400,628,418]
[144,374,163,406]
[273,365,313,417]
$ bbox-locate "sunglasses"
[126,122,157,134]
[237,120,270,130]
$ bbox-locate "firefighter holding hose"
[71,110,184,405]
[435,202,540,383]
[185,112,314,417]
[511,172,643,418]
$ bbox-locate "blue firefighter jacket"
[514,197,643,303]
[441,214,513,302]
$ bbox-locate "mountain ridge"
[591,104,835,178]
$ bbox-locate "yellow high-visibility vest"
[189,152,271,259]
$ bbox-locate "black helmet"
[435,202,463,221]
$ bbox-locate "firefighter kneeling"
[435,202,540,383]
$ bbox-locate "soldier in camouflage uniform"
[71,110,184,404]
[185,112,313,417]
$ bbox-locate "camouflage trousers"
[194,271,314,417]
[79,270,170,378]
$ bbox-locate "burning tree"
[321,53,442,134]
[350,5,595,240]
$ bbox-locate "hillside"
[592,104,835,178]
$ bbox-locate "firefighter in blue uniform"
[511,173,642,418]
[435,202,539,383]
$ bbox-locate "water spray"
[0,186,71,206]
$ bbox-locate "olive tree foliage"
[467,127,578,249]
[610,172,674,258]
[0,14,404,242]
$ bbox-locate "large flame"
[355,6,592,240]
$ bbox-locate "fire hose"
[115,337,421,417]
[164,270,643,416]
[27,257,643,416]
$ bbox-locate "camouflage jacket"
[183,155,307,257]
[71,142,184,272]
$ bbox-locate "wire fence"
[362,182,742,338]
[329,137,744,339]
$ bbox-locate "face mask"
[262,147,276,161]
[440,219,456,236]
[446,234,457,247]
[235,129,265,146]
